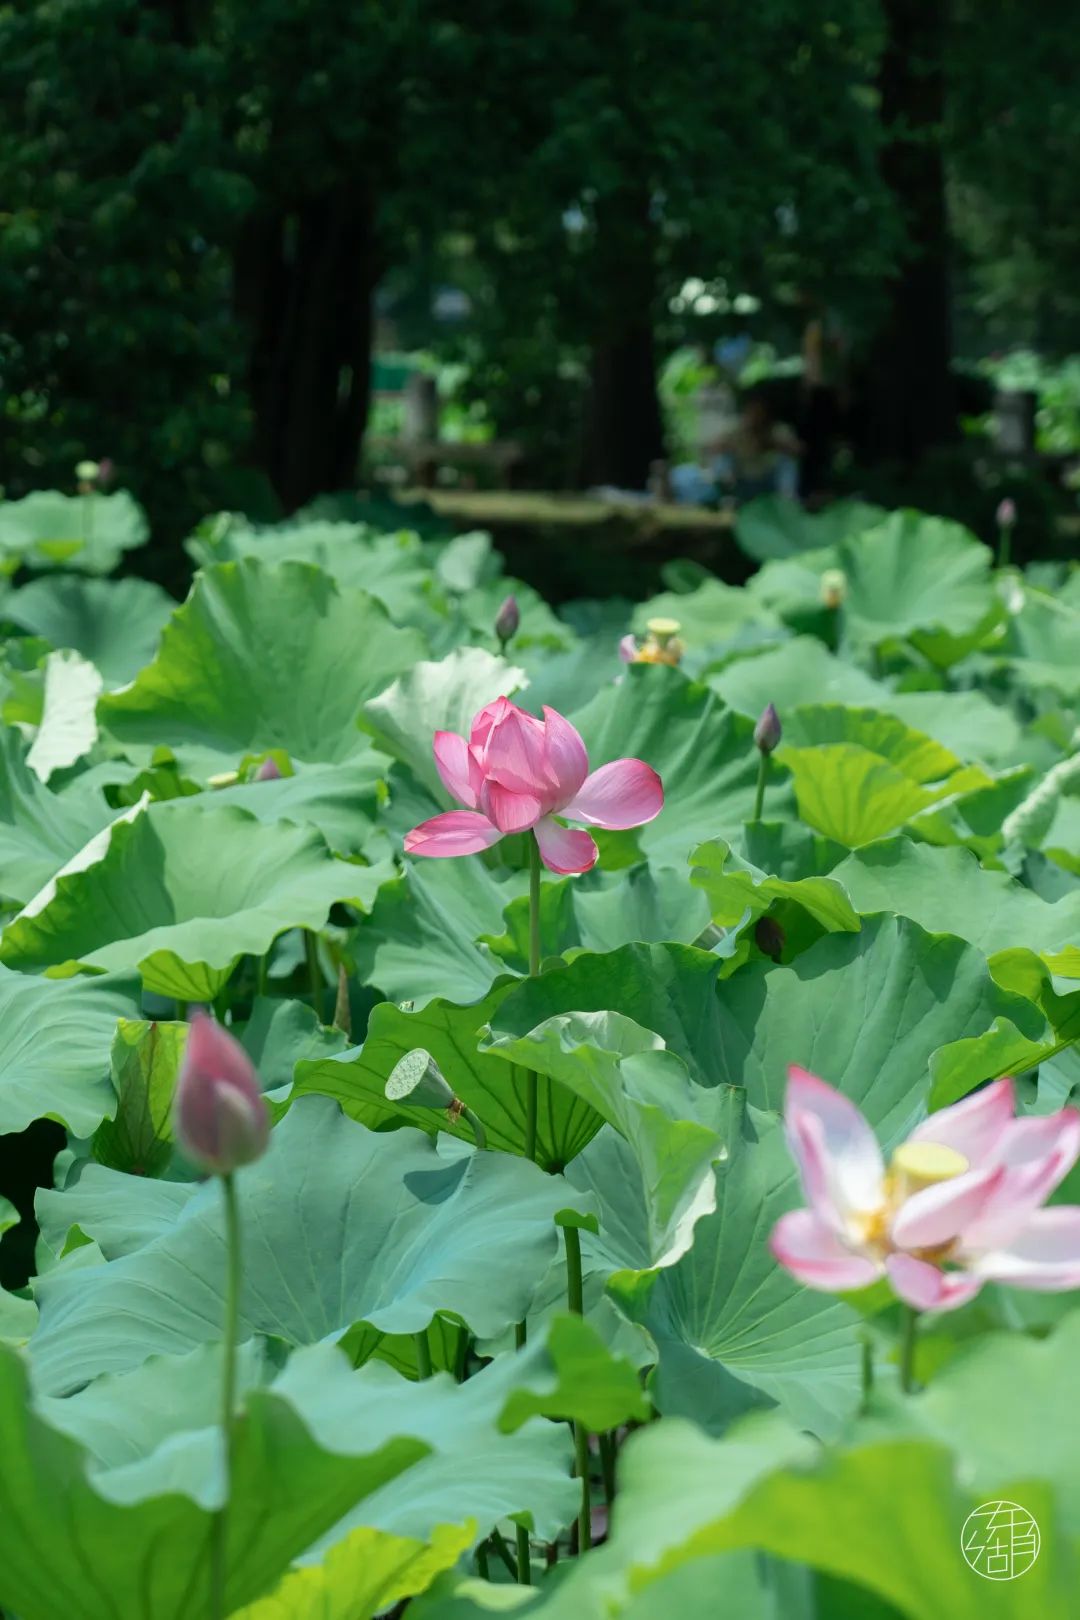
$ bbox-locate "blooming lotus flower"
[770,1067,1080,1312]
[403,695,663,875]
[173,1011,270,1175]
[619,618,685,668]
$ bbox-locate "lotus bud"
[494,594,520,649]
[820,568,847,610]
[997,497,1017,528]
[173,1011,270,1175]
[753,703,782,756]
[253,757,282,781]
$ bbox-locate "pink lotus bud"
[173,1011,270,1175]
[253,757,282,781]
[618,634,639,664]
[997,497,1017,527]
[494,594,520,646]
[96,457,115,488]
[753,703,782,755]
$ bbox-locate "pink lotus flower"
[770,1067,1080,1312]
[173,1011,270,1175]
[403,696,663,875]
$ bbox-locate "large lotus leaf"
[0,965,138,1135]
[6,574,175,686]
[90,1018,183,1175]
[690,837,860,936]
[295,983,603,1170]
[98,559,425,774]
[709,914,1046,1131]
[781,704,963,783]
[231,1523,474,1620]
[0,489,149,573]
[606,1101,862,1439]
[630,578,780,651]
[782,744,990,848]
[886,687,1023,766]
[0,801,389,1001]
[709,636,887,717]
[569,666,789,866]
[362,647,527,801]
[0,1331,576,1620]
[355,853,524,1007]
[839,510,995,646]
[831,838,1080,981]
[30,1095,595,1393]
[20,648,103,780]
[0,726,116,903]
[491,1311,651,1435]
[735,495,886,562]
[996,587,1080,698]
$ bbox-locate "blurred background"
[2,0,1079,592]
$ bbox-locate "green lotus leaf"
[0,965,139,1135]
[630,577,781,652]
[0,801,389,1000]
[98,559,425,775]
[30,1095,596,1393]
[0,726,117,904]
[0,489,149,573]
[6,574,175,686]
[231,1522,475,1620]
[192,751,389,855]
[839,510,995,647]
[735,495,886,562]
[22,649,103,781]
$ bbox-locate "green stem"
[255,951,268,999]
[860,1333,874,1411]
[475,1543,490,1581]
[515,1524,532,1585]
[210,1172,242,1620]
[414,1329,433,1380]
[564,1224,591,1551]
[462,1106,487,1151]
[752,752,768,822]
[515,1318,527,1349]
[997,525,1010,569]
[598,1430,618,1505]
[489,1528,518,1579]
[305,930,323,1022]
[899,1304,920,1394]
[523,835,542,1163]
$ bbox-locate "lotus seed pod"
[386,1048,456,1109]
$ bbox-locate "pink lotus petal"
[481,781,544,835]
[433,730,483,810]
[769,1209,881,1292]
[534,816,598,875]
[889,1166,1005,1250]
[907,1078,1015,1168]
[785,1066,884,1219]
[468,696,513,750]
[542,706,589,802]
[562,758,664,830]
[886,1253,983,1313]
[964,1110,1080,1251]
[404,811,503,858]
[975,1207,1080,1291]
[618,634,638,664]
[479,700,555,797]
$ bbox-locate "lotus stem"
[414,1329,433,1380]
[899,1304,920,1394]
[304,929,324,1022]
[210,1171,242,1620]
[564,1223,591,1551]
[515,1524,532,1585]
[752,752,768,822]
[524,836,542,1163]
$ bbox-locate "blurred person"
[712,390,802,502]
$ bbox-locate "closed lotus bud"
[997,497,1017,528]
[173,1011,270,1175]
[253,757,282,781]
[820,568,847,609]
[753,703,782,755]
[494,594,520,647]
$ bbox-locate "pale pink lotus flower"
[173,1011,270,1175]
[770,1067,1080,1312]
[403,695,663,875]
[997,496,1017,527]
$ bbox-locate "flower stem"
[210,1171,242,1620]
[515,1524,532,1585]
[899,1304,920,1394]
[860,1332,874,1411]
[997,524,1010,569]
[752,752,769,822]
[414,1329,433,1380]
[255,951,268,999]
[599,1430,618,1505]
[564,1224,591,1552]
[524,835,542,1163]
[305,929,323,1022]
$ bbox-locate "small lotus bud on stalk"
[494,594,520,651]
[173,1010,270,1620]
[820,568,847,610]
[996,497,1017,568]
[386,1048,486,1149]
[253,757,282,781]
[753,702,782,756]
[752,703,781,823]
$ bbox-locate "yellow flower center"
[852,1141,969,1256]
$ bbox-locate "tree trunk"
[235,185,378,512]
[861,0,954,465]
[582,190,666,490]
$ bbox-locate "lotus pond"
[0,485,1078,1619]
